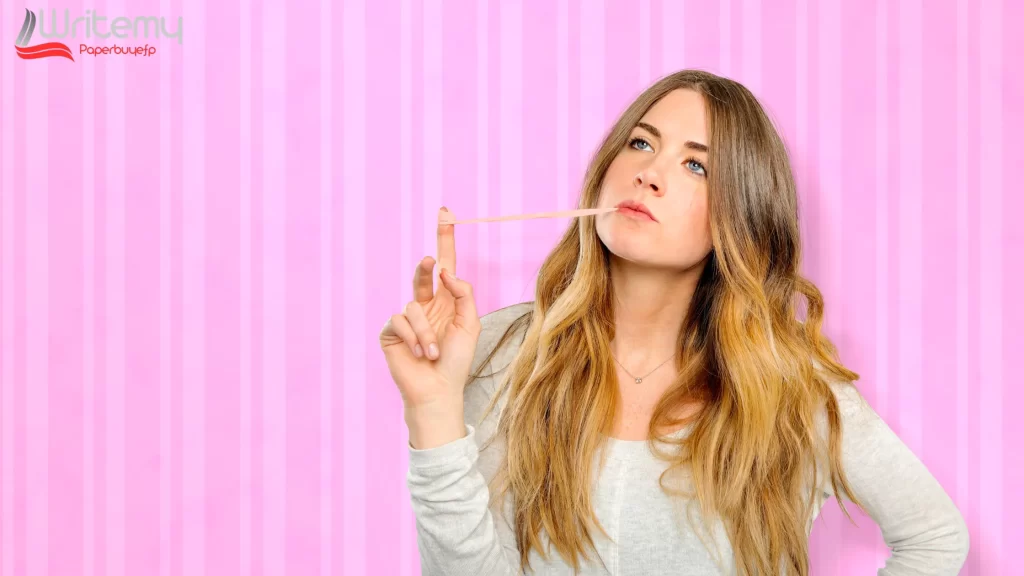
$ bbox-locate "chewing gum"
[439,207,616,226]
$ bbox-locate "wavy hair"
[471,69,862,575]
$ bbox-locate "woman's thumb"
[440,268,480,333]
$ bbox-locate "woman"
[379,70,969,575]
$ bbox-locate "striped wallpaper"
[1,0,1021,574]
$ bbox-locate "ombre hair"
[471,69,862,576]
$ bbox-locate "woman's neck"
[607,256,702,367]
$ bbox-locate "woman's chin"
[605,245,706,275]
[604,245,660,267]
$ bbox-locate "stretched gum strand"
[438,206,617,226]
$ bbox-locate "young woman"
[379,70,969,575]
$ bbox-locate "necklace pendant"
[635,377,643,384]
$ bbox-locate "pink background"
[1,0,1021,574]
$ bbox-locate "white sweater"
[406,303,969,575]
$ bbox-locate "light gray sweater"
[406,303,969,575]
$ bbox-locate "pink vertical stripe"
[955,1,971,573]
[82,49,97,576]
[475,0,494,315]
[966,0,983,568]
[1,2,14,569]
[579,0,602,173]
[284,0,321,568]
[124,1,150,570]
[262,0,288,570]
[637,0,650,87]
[500,0,523,304]
[600,0,644,115]
[367,1,406,568]
[207,0,241,570]
[341,0,367,573]
[979,0,1004,572]
[398,0,416,572]
[840,1,887,571]
[575,0,599,305]
[123,0,163,569]
[400,0,416,306]
[920,1,959,559]
[48,9,85,572]
[0,0,13,570]
[741,0,761,93]
[603,1,641,151]
[872,0,890,424]
[816,0,843,570]
[10,47,26,570]
[794,0,809,248]
[897,0,923,454]
[159,1,174,569]
[25,18,48,575]
[1001,0,1024,559]
[409,0,424,284]
[556,0,570,213]
[172,7,186,570]
[793,2,818,569]
[719,0,731,76]
[94,36,108,576]
[486,0,502,314]
[521,1,555,295]
[238,0,253,572]
[105,2,127,572]
[182,0,207,571]
[661,0,684,75]
[817,0,842,397]
[885,0,902,441]
[319,0,333,574]
[423,0,441,255]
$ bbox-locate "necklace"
[611,352,676,384]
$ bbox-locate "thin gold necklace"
[611,352,675,384]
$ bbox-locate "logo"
[16,9,73,61]
[14,9,182,62]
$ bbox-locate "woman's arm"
[405,304,530,576]
[824,383,970,575]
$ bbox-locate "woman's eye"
[685,159,707,176]
[628,137,653,152]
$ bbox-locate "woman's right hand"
[379,208,482,446]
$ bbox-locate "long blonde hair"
[471,69,862,575]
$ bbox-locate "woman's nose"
[633,169,665,196]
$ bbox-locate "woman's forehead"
[638,90,708,146]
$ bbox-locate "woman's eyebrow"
[636,121,661,138]
[685,141,709,153]
[635,122,708,153]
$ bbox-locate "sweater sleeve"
[407,424,522,575]
[823,383,970,575]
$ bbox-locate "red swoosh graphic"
[15,42,74,62]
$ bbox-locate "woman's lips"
[616,205,657,222]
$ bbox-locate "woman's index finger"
[437,207,456,275]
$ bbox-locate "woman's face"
[595,88,713,272]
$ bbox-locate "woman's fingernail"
[428,343,439,359]
[440,206,448,212]
[414,344,423,358]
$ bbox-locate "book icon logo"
[15,8,75,61]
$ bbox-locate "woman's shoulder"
[471,301,534,373]
[479,300,533,336]
[462,301,533,432]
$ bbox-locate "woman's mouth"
[615,201,657,222]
